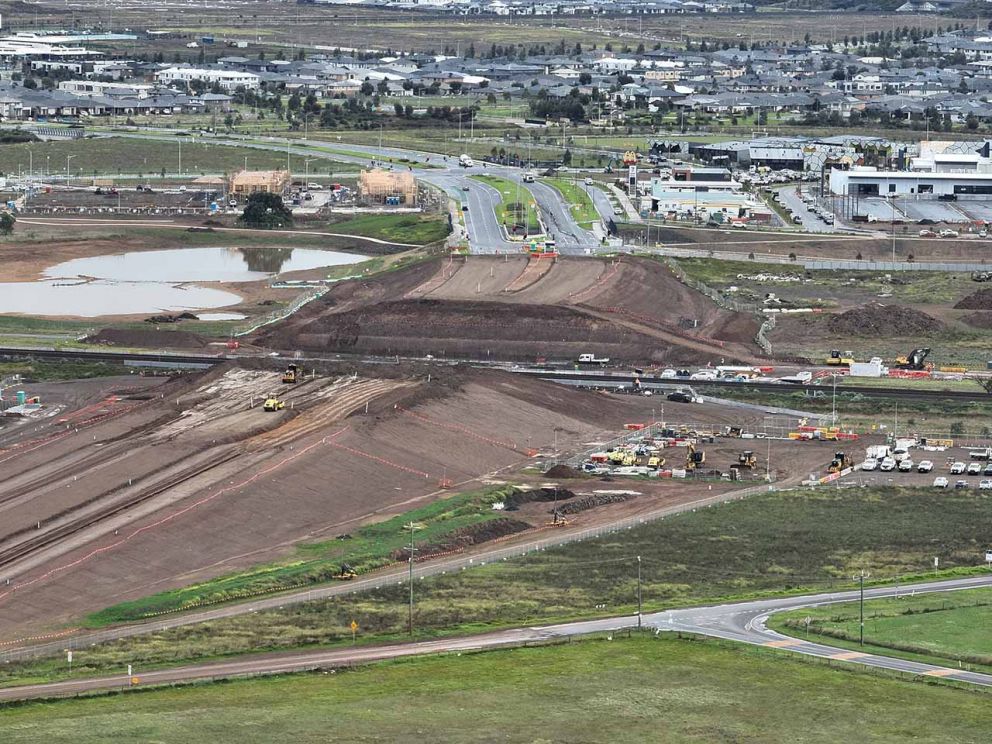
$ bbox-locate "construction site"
[259,255,760,364]
[0,355,852,643]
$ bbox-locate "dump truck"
[263,397,285,412]
[282,363,299,384]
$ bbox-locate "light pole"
[636,555,642,629]
[65,154,76,187]
[178,138,182,177]
[856,569,869,646]
[407,521,418,636]
[28,149,32,180]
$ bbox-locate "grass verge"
[545,177,601,227]
[2,635,990,743]
[471,175,541,235]
[324,212,449,245]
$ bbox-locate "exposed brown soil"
[85,328,211,349]
[827,303,944,337]
[954,288,992,310]
[393,518,530,561]
[556,491,638,516]
[503,486,578,510]
[259,255,760,364]
[959,311,992,330]
[544,464,583,479]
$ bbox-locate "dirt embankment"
[827,303,944,337]
[954,288,992,310]
[85,328,212,349]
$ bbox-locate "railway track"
[0,448,242,572]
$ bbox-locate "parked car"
[940,229,959,238]
[660,369,677,379]
[983,463,992,476]
[950,461,966,474]
[917,460,934,473]
[879,457,897,471]
[933,476,949,488]
[860,458,878,472]
[666,390,693,403]
[967,462,982,475]
[955,479,969,489]
[584,177,593,185]
[980,480,992,490]
[898,459,914,472]
[919,229,938,238]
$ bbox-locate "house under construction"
[359,169,417,206]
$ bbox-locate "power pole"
[407,522,418,636]
[636,555,643,629]
[857,569,869,646]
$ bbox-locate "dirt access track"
[258,255,761,365]
[0,363,780,639]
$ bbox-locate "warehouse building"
[829,166,992,196]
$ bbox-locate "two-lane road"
[2,576,989,701]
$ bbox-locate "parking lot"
[836,442,992,490]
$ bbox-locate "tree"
[238,192,293,229]
[578,72,592,85]
[22,76,37,89]
[360,81,374,97]
[0,211,14,235]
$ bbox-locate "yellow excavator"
[686,442,705,471]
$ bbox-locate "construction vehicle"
[281,363,299,384]
[894,347,931,371]
[685,442,705,471]
[263,397,285,412]
[735,451,757,469]
[826,350,855,367]
[724,426,744,438]
[828,452,849,473]
[333,563,358,580]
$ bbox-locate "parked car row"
[860,458,933,473]
[933,476,992,489]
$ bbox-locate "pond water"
[0,280,243,318]
[0,247,367,317]
[195,312,248,321]
[45,247,367,283]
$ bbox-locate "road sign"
[985,551,992,564]
[350,620,358,632]
[66,651,72,663]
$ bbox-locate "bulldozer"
[735,451,757,469]
[282,363,300,384]
[894,347,931,371]
[333,563,358,580]
[263,397,285,412]
[826,349,855,367]
[685,442,705,471]
[828,452,849,473]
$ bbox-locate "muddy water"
[0,247,368,317]
[45,247,367,283]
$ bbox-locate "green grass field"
[325,213,449,244]
[545,177,600,227]
[0,136,358,179]
[7,486,992,688]
[472,175,541,234]
[2,635,990,743]
[773,587,992,673]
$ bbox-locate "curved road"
[1,575,989,702]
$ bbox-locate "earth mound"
[954,289,992,310]
[85,328,210,349]
[827,303,943,337]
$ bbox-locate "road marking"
[764,639,801,648]
[830,651,868,661]
[923,668,956,678]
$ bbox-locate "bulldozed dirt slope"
[261,256,759,364]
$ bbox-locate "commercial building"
[829,165,992,197]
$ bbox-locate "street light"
[66,154,76,187]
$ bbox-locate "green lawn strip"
[83,485,520,626]
[770,588,992,673]
[0,360,129,381]
[471,175,540,234]
[324,212,449,244]
[3,635,991,743]
[544,177,601,227]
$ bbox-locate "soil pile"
[555,491,638,515]
[954,289,992,310]
[392,518,529,560]
[959,312,992,330]
[85,328,210,349]
[544,464,583,479]
[827,303,943,337]
[504,486,577,510]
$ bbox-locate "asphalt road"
[2,575,989,702]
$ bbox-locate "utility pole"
[856,569,869,646]
[407,521,418,636]
[636,555,642,629]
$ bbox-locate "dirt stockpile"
[544,464,583,478]
[959,312,992,330]
[85,328,210,349]
[268,298,690,363]
[555,491,639,515]
[504,486,577,510]
[827,303,943,337]
[393,518,530,560]
[954,288,992,310]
